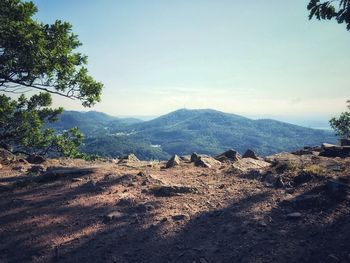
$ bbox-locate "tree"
[0,0,103,157]
[307,0,350,31]
[329,100,350,139]
[0,93,84,157]
[0,0,103,106]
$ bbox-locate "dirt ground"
[0,154,349,263]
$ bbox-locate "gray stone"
[195,156,221,168]
[166,154,181,168]
[340,138,350,146]
[137,171,146,177]
[319,143,350,157]
[242,149,259,160]
[215,149,241,162]
[118,154,140,163]
[104,211,124,222]
[190,152,200,163]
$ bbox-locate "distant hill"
[49,111,143,136]
[49,109,336,160]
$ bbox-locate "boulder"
[319,143,350,158]
[26,154,46,164]
[195,156,221,168]
[242,149,259,160]
[231,158,271,173]
[0,148,16,164]
[190,152,200,163]
[180,155,191,162]
[166,154,181,168]
[215,149,241,162]
[292,146,321,156]
[118,153,140,163]
[340,138,350,146]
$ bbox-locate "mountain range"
[49,109,336,160]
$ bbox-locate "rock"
[242,149,259,160]
[103,211,124,222]
[180,155,191,162]
[28,165,45,173]
[0,148,16,164]
[195,156,221,168]
[118,154,140,163]
[150,185,198,197]
[190,152,200,163]
[166,154,181,168]
[137,171,146,177]
[286,212,302,219]
[292,149,313,156]
[319,143,350,157]
[215,149,241,162]
[340,138,350,146]
[26,154,46,164]
[231,158,271,173]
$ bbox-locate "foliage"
[329,101,350,138]
[0,93,84,157]
[0,0,103,106]
[307,0,350,31]
[0,0,104,158]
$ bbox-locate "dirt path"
[0,156,349,263]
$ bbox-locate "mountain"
[49,109,336,160]
[49,111,143,136]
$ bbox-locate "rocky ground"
[0,149,349,263]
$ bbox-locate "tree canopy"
[0,0,103,157]
[0,93,84,157]
[307,0,350,31]
[0,0,103,107]
[330,100,350,139]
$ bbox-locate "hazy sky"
[32,0,350,118]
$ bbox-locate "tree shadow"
[0,170,349,263]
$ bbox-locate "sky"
[31,0,350,122]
